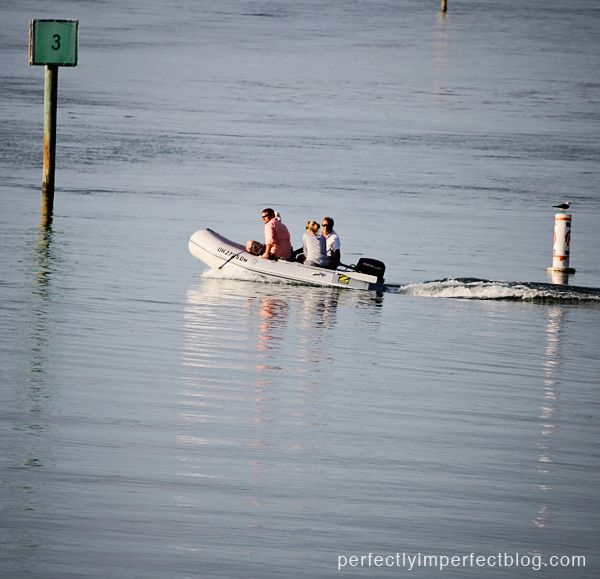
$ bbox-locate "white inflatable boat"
[188,229,386,291]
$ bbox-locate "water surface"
[1,0,599,577]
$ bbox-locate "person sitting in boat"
[301,220,328,268]
[246,208,292,260]
[321,216,341,269]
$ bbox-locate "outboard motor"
[355,258,386,283]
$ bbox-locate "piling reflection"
[36,225,53,291]
[27,225,57,415]
[4,225,60,555]
[533,306,564,529]
[547,270,570,286]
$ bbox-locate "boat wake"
[202,268,600,302]
[391,278,600,302]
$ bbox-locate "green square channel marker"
[29,19,78,66]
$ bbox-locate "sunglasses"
[321,223,330,228]
[261,214,270,219]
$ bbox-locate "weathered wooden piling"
[29,19,78,226]
[41,65,58,226]
[441,0,448,13]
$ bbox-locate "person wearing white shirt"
[321,216,341,269]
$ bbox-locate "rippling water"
[2,0,600,577]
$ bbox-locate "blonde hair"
[305,220,320,235]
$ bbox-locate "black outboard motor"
[355,258,386,284]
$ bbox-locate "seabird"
[552,201,571,212]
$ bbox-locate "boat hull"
[188,229,382,290]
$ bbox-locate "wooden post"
[41,64,58,226]
[441,0,448,13]
[29,19,78,226]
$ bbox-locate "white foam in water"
[203,269,600,301]
[401,279,532,299]
[399,279,600,301]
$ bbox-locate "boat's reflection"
[254,294,289,366]
[178,276,383,507]
[183,276,383,370]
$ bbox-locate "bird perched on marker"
[552,201,571,212]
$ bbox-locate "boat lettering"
[337,274,350,285]
[217,246,247,262]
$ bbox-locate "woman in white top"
[302,220,327,267]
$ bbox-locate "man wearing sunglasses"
[321,216,341,269]
[246,208,292,260]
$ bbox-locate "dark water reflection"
[23,225,61,425]
[34,226,53,293]
[1,226,59,572]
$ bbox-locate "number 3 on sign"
[29,19,78,66]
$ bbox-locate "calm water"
[1,0,600,577]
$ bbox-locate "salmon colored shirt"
[264,219,292,259]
